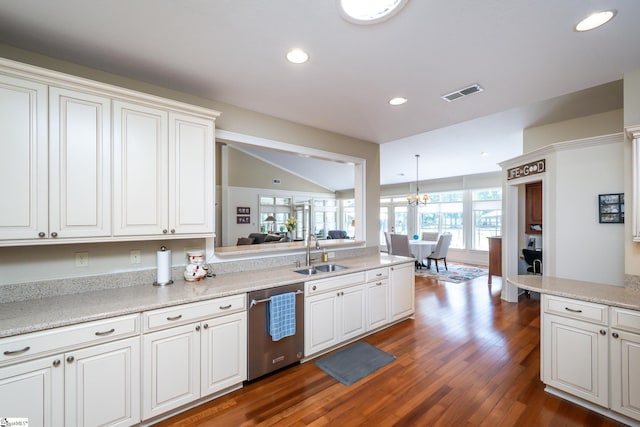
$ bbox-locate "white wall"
[552,136,625,285]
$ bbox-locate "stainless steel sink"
[293,267,318,275]
[293,264,348,275]
[314,264,348,273]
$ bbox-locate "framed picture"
[236,215,251,224]
[598,193,624,223]
[237,207,250,215]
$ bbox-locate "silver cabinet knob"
[203,324,209,329]
[599,329,606,335]
[53,359,61,367]
[195,325,200,331]
[312,285,317,291]
[163,229,168,234]
[38,232,46,238]
[612,332,620,338]
[170,229,176,234]
[66,355,74,363]
[51,232,58,238]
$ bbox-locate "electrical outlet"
[130,250,141,264]
[328,251,335,259]
[75,252,89,267]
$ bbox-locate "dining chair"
[384,231,392,253]
[389,233,419,268]
[426,233,452,272]
[421,231,439,241]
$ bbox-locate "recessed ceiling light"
[389,97,407,106]
[481,151,488,157]
[575,10,616,32]
[286,48,309,64]
[339,0,408,25]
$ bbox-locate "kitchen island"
[507,275,640,425]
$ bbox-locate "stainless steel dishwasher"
[247,282,305,381]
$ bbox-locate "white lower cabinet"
[541,295,640,423]
[65,337,140,427]
[305,272,366,356]
[0,353,64,426]
[542,312,608,406]
[389,262,415,322]
[141,296,247,421]
[0,337,140,427]
[610,307,640,421]
[366,267,390,330]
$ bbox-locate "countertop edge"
[506,275,640,311]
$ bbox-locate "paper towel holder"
[153,246,174,287]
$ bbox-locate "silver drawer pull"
[219,304,232,310]
[95,328,115,336]
[376,281,383,286]
[167,314,183,321]
[376,273,383,276]
[564,307,583,313]
[4,346,30,356]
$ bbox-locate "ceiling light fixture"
[575,10,616,32]
[339,0,408,25]
[286,48,309,64]
[407,154,429,206]
[389,97,407,106]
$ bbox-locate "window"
[313,198,337,238]
[418,191,464,248]
[342,199,355,237]
[260,196,292,233]
[472,189,502,250]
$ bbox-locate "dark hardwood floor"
[156,273,626,426]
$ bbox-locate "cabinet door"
[367,279,389,330]
[610,329,640,421]
[49,87,111,239]
[113,100,169,236]
[389,263,415,322]
[201,312,247,396]
[340,284,366,341]
[65,337,140,427]
[169,112,215,235]
[526,182,542,234]
[0,74,48,240]
[305,292,339,356]
[142,323,200,420]
[542,313,608,406]
[0,354,64,426]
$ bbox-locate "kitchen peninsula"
[507,275,640,425]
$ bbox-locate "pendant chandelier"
[407,154,429,206]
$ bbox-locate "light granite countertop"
[507,275,640,311]
[0,253,412,338]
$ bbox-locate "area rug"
[315,342,395,386]
[415,263,488,283]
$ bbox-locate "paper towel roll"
[155,249,172,285]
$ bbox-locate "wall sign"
[507,159,546,180]
[598,193,624,224]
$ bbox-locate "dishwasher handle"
[249,289,304,308]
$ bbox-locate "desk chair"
[522,249,542,274]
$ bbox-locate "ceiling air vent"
[441,84,483,102]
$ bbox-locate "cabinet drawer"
[366,267,389,282]
[143,294,246,332]
[0,313,139,366]
[306,272,366,295]
[543,295,607,325]
[611,307,640,333]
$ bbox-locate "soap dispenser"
[321,249,328,263]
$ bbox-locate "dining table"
[409,239,437,267]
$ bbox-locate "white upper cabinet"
[49,87,111,239]
[113,104,215,237]
[169,112,215,235]
[113,101,169,236]
[0,58,219,246]
[0,73,48,240]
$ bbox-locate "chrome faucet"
[306,233,319,266]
